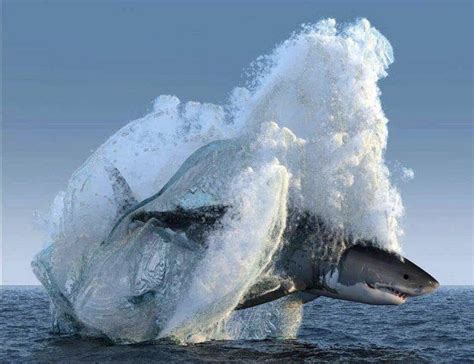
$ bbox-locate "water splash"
[37,18,407,343]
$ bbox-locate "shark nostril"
[403,274,409,280]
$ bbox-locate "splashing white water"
[161,159,290,340]
[40,18,408,342]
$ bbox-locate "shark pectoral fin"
[235,278,307,310]
[235,287,289,310]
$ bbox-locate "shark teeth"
[367,283,407,300]
[382,287,407,299]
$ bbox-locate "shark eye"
[403,274,409,280]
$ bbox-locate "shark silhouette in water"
[33,139,439,343]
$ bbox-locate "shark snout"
[417,277,439,295]
[391,263,440,298]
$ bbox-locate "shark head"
[311,244,439,305]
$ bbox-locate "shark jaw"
[309,276,435,305]
[366,282,409,302]
[308,277,411,305]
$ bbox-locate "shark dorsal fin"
[105,165,138,216]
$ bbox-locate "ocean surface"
[1,286,472,363]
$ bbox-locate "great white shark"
[32,138,439,342]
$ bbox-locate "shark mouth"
[366,282,408,300]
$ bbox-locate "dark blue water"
[1,286,472,363]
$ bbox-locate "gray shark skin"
[32,139,439,342]
[237,209,439,308]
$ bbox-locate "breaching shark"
[32,138,439,343]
